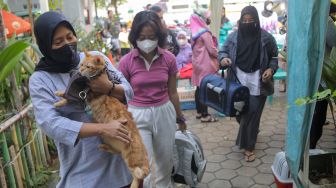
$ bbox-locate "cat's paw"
[54,91,65,97]
[99,144,118,154]
[54,99,68,107]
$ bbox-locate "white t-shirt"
[236,67,261,96]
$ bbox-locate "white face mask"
[136,39,158,54]
[266,4,273,11]
[178,39,187,46]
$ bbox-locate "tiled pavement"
[176,91,336,188]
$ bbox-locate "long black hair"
[128,11,167,48]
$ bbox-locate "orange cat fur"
[54,51,149,188]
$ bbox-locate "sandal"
[244,151,256,162]
[196,113,202,119]
[200,115,218,123]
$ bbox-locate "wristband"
[176,116,186,124]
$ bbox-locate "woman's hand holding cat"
[88,73,113,95]
[100,119,133,144]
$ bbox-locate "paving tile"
[226,152,244,160]
[230,176,255,188]
[201,172,215,183]
[264,148,282,155]
[207,136,224,143]
[250,184,270,188]
[213,147,232,155]
[214,169,237,180]
[208,179,232,188]
[270,134,285,141]
[257,163,273,174]
[318,142,336,149]
[256,136,271,143]
[205,162,222,172]
[240,158,261,167]
[253,173,275,185]
[207,154,227,163]
[261,155,276,164]
[254,150,266,158]
[203,142,218,150]
[236,166,258,177]
[258,131,274,137]
[218,141,236,147]
[254,143,268,150]
[220,160,242,170]
[267,140,285,148]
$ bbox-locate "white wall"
[62,0,85,25]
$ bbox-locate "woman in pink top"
[119,11,186,188]
[190,9,219,122]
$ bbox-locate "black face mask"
[50,43,79,65]
[239,22,258,36]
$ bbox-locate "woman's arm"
[168,73,186,130]
[203,32,218,58]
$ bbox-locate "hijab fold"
[236,6,261,73]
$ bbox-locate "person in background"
[150,5,180,56]
[260,0,278,34]
[119,23,131,56]
[144,4,152,10]
[219,6,233,47]
[176,30,192,71]
[119,11,186,188]
[104,10,121,60]
[190,8,219,123]
[310,3,336,149]
[29,11,135,188]
[219,6,278,162]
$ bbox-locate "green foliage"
[0,0,9,10]
[48,0,63,11]
[74,22,109,55]
[0,37,39,122]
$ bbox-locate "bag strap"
[220,66,241,111]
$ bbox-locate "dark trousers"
[310,99,328,149]
[195,86,208,117]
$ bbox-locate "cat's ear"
[84,49,90,57]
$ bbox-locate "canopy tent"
[286,0,330,187]
[2,9,31,38]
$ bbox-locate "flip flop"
[200,115,218,123]
[196,113,202,119]
[244,151,256,162]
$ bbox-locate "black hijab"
[261,1,273,18]
[34,11,79,73]
[235,6,261,73]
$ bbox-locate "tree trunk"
[94,0,98,18]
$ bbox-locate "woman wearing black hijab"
[218,6,278,162]
[29,11,136,187]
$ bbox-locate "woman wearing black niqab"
[29,11,136,188]
[218,6,278,162]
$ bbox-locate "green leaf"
[295,98,308,106]
[0,52,24,81]
[332,90,336,97]
[317,89,332,99]
[330,47,336,62]
[0,41,29,71]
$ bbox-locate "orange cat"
[54,51,149,188]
